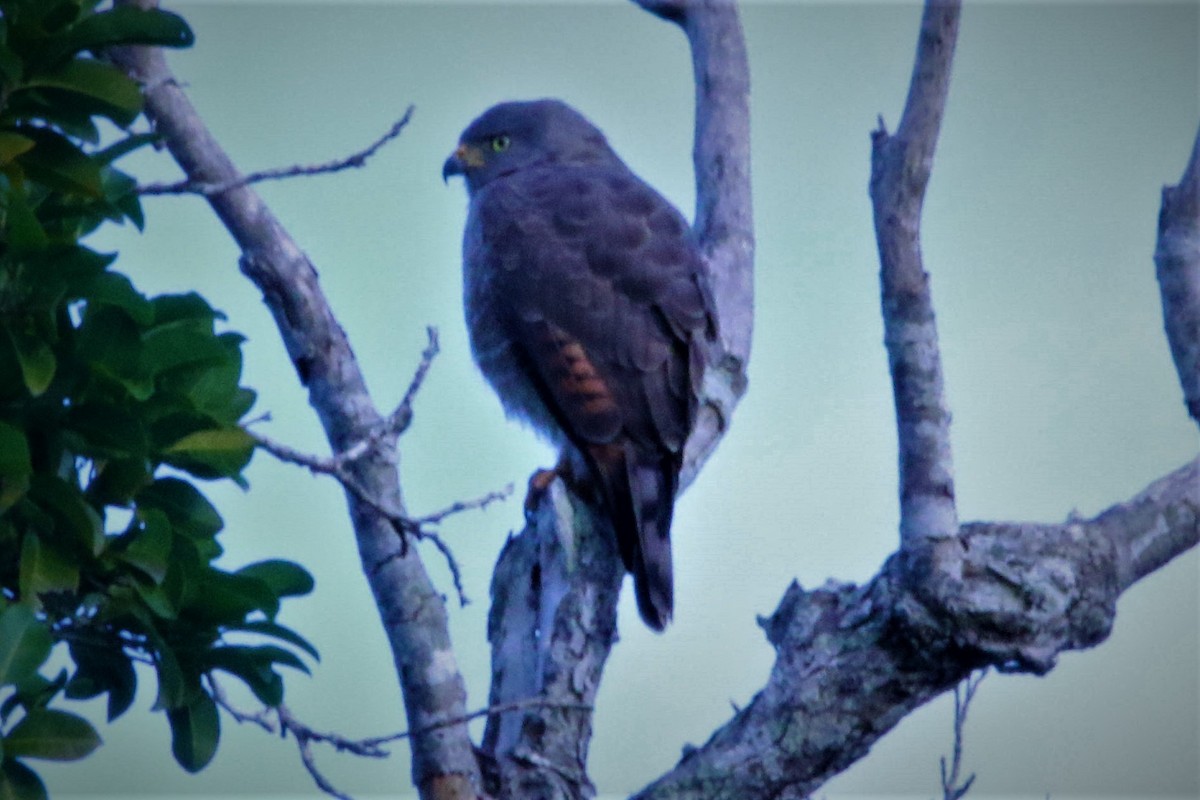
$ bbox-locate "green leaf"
[136,478,223,539]
[85,457,150,507]
[27,475,103,557]
[24,59,142,126]
[65,401,148,460]
[78,272,153,325]
[121,508,172,584]
[1,187,48,250]
[151,293,224,327]
[0,132,34,166]
[3,328,55,398]
[12,127,102,198]
[229,620,320,662]
[64,644,137,722]
[150,641,189,712]
[236,560,314,600]
[54,8,194,59]
[93,132,160,166]
[141,324,228,377]
[0,607,52,687]
[185,570,279,624]
[162,427,254,480]
[167,691,219,773]
[0,42,24,87]
[0,421,32,511]
[204,646,285,707]
[18,534,80,602]
[0,758,47,800]
[3,709,101,762]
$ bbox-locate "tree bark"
[632,458,1198,800]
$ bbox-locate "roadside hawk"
[443,99,716,631]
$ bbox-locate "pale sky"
[43,1,1199,797]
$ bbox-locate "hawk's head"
[443,99,618,194]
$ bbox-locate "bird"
[443,99,716,631]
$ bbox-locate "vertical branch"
[1155,123,1200,426]
[481,483,623,799]
[638,0,755,486]
[109,4,482,798]
[869,0,962,550]
[683,0,755,366]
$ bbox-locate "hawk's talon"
[524,467,561,522]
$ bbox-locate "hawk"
[443,99,716,630]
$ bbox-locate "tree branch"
[870,0,962,550]
[138,106,414,196]
[108,5,482,798]
[628,2,1197,797]
[634,458,1198,799]
[1155,122,1200,426]
[669,0,755,487]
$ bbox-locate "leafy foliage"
[0,2,314,795]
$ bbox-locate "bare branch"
[388,325,441,437]
[366,697,593,749]
[109,5,481,796]
[634,459,1197,799]
[208,678,276,735]
[216,679,591,800]
[1155,122,1200,425]
[277,704,386,800]
[676,0,755,489]
[415,484,514,527]
[870,0,962,550]
[139,106,415,196]
[250,428,510,607]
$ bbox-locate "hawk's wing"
[474,164,715,629]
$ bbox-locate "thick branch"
[108,7,481,798]
[869,0,962,548]
[1155,123,1200,426]
[633,458,1198,799]
[481,482,624,799]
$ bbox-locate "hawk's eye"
[490,135,511,153]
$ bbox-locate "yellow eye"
[490,135,511,153]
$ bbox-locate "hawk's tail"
[591,444,676,631]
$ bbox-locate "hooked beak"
[442,143,483,183]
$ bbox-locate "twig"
[939,668,986,800]
[387,325,441,437]
[250,427,511,606]
[139,106,415,196]
[215,687,590,800]
[277,705,382,800]
[208,677,275,734]
[364,696,593,748]
[415,484,514,526]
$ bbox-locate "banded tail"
[590,442,677,631]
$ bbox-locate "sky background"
[38,1,1200,797]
